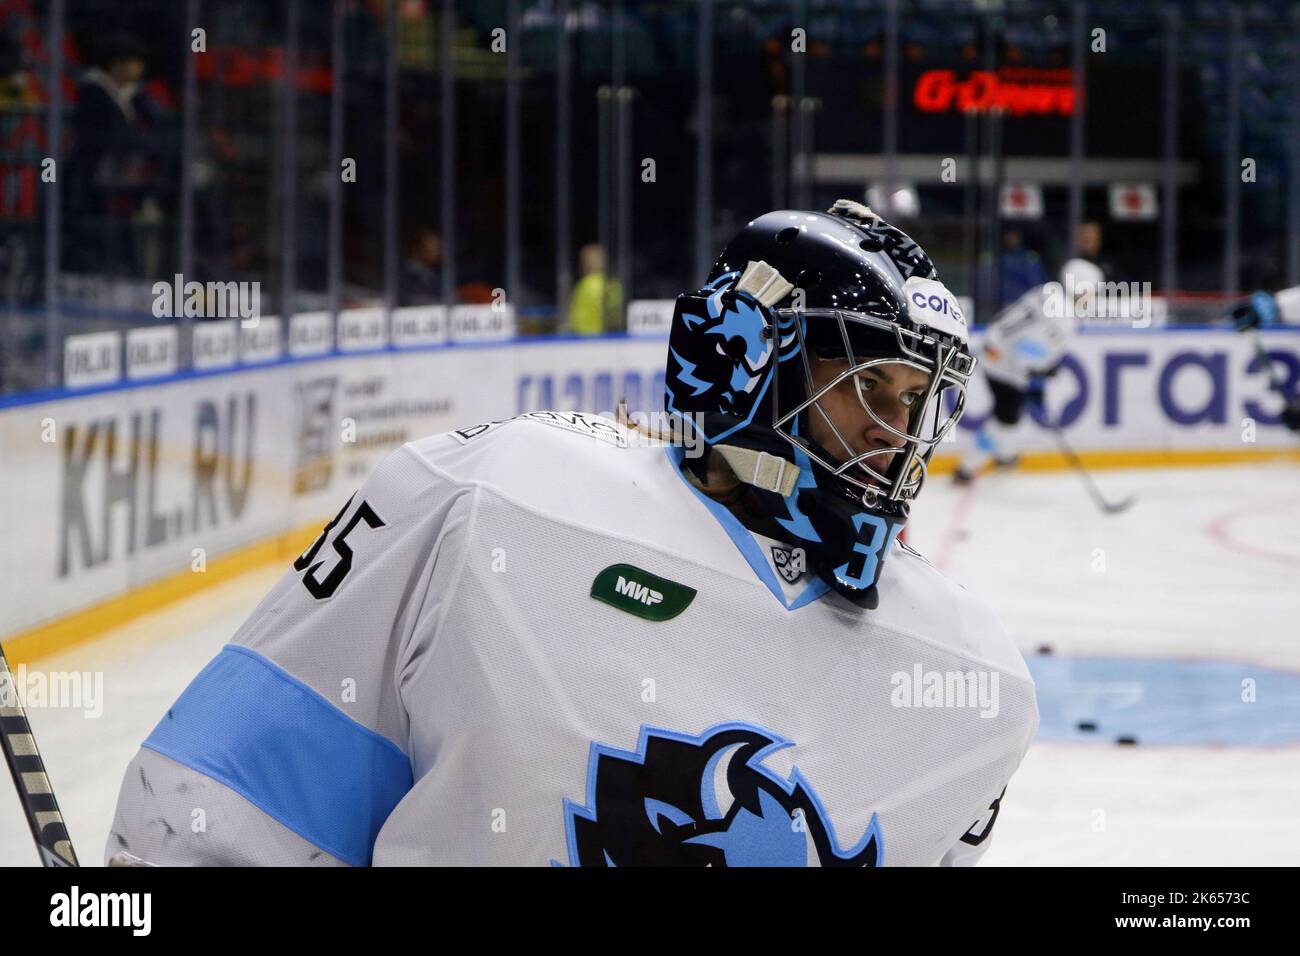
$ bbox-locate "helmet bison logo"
[665,273,800,442]
[559,722,884,867]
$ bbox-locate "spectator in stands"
[401,226,445,304]
[1073,220,1113,279]
[65,33,162,278]
[568,243,621,336]
[0,31,37,109]
[999,226,1046,306]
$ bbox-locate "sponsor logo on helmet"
[910,290,965,324]
[903,276,968,342]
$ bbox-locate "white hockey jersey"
[981,286,1077,389]
[107,411,1038,867]
[1272,285,1300,323]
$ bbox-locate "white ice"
[907,460,1300,866]
[2,462,1297,866]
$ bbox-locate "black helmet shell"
[705,209,937,325]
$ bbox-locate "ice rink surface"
[3,460,1297,866]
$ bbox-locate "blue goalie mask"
[665,202,975,608]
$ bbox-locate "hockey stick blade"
[1040,416,1136,517]
[1100,493,1137,515]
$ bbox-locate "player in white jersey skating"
[1229,286,1300,433]
[105,200,1038,867]
[955,258,1103,483]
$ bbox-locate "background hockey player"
[105,200,1038,867]
[1229,286,1300,434]
[954,258,1103,483]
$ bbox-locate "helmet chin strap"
[712,444,801,497]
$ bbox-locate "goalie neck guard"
[664,203,975,609]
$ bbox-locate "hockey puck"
[1115,736,1138,746]
[1036,644,1054,655]
[1076,721,1097,732]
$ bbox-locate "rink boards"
[1,323,1298,655]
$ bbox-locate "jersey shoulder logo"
[591,564,696,622]
[449,410,628,448]
[770,545,807,584]
[559,722,884,867]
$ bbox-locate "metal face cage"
[770,308,976,505]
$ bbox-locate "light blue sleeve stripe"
[142,644,413,867]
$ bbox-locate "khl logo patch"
[771,545,807,584]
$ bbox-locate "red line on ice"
[934,476,980,573]
[1205,496,1300,568]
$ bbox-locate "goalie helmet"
[664,201,975,608]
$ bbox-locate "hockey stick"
[1034,405,1135,515]
[0,644,79,867]
[1248,329,1288,393]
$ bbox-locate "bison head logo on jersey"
[665,273,800,444]
[559,722,883,867]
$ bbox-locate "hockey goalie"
[106,201,1038,867]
